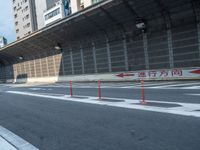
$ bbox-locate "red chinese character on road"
[171,69,183,76]
[138,72,146,77]
[149,71,157,77]
[160,70,169,77]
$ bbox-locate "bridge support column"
[167,29,174,68]
[92,42,97,73]
[143,32,149,70]
[106,37,112,72]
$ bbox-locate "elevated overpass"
[0,0,200,82]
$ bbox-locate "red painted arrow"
[116,73,135,78]
[190,69,200,74]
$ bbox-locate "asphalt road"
[0,81,200,150]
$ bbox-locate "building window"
[80,0,84,9]
[17,36,20,40]
[14,6,16,11]
[15,21,18,25]
[92,0,103,4]
[13,0,15,3]
[23,23,31,29]
[26,14,29,19]
[16,29,19,33]
[27,23,30,27]
[45,8,60,20]
[14,14,17,18]
[25,6,28,11]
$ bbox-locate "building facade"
[44,0,103,26]
[12,0,38,40]
[35,0,47,30]
[46,0,60,10]
[12,0,104,39]
[0,36,7,48]
[44,0,71,26]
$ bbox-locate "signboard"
[116,68,200,80]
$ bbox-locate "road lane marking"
[2,82,200,90]
[185,94,200,96]
[182,86,200,89]
[0,136,16,150]
[29,88,42,90]
[6,91,200,118]
[0,125,39,150]
[151,82,200,89]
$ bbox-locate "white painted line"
[185,93,200,96]
[29,88,42,91]
[0,136,17,150]
[151,82,200,89]
[6,91,200,118]
[142,82,178,86]
[181,86,200,89]
[0,125,39,150]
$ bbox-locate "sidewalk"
[0,137,17,150]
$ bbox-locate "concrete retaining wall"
[10,67,200,83]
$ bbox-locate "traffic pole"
[140,79,146,104]
[70,81,73,97]
[98,80,101,100]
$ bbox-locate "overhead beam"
[122,0,139,18]
[99,6,126,33]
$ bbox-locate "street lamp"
[18,56,24,60]
[136,18,146,32]
[55,43,62,51]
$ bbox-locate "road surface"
[0,81,200,150]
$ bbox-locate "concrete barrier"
[12,67,200,83]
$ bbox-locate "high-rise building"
[46,0,60,10]
[12,0,104,39]
[43,0,103,26]
[44,0,71,26]
[0,36,7,48]
[12,0,38,40]
[35,0,47,29]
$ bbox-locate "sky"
[0,0,16,43]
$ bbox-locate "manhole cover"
[134,102,181,108]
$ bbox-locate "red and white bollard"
[98,80,101,100]
[70,81,73,97]
[140,79,146,104]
